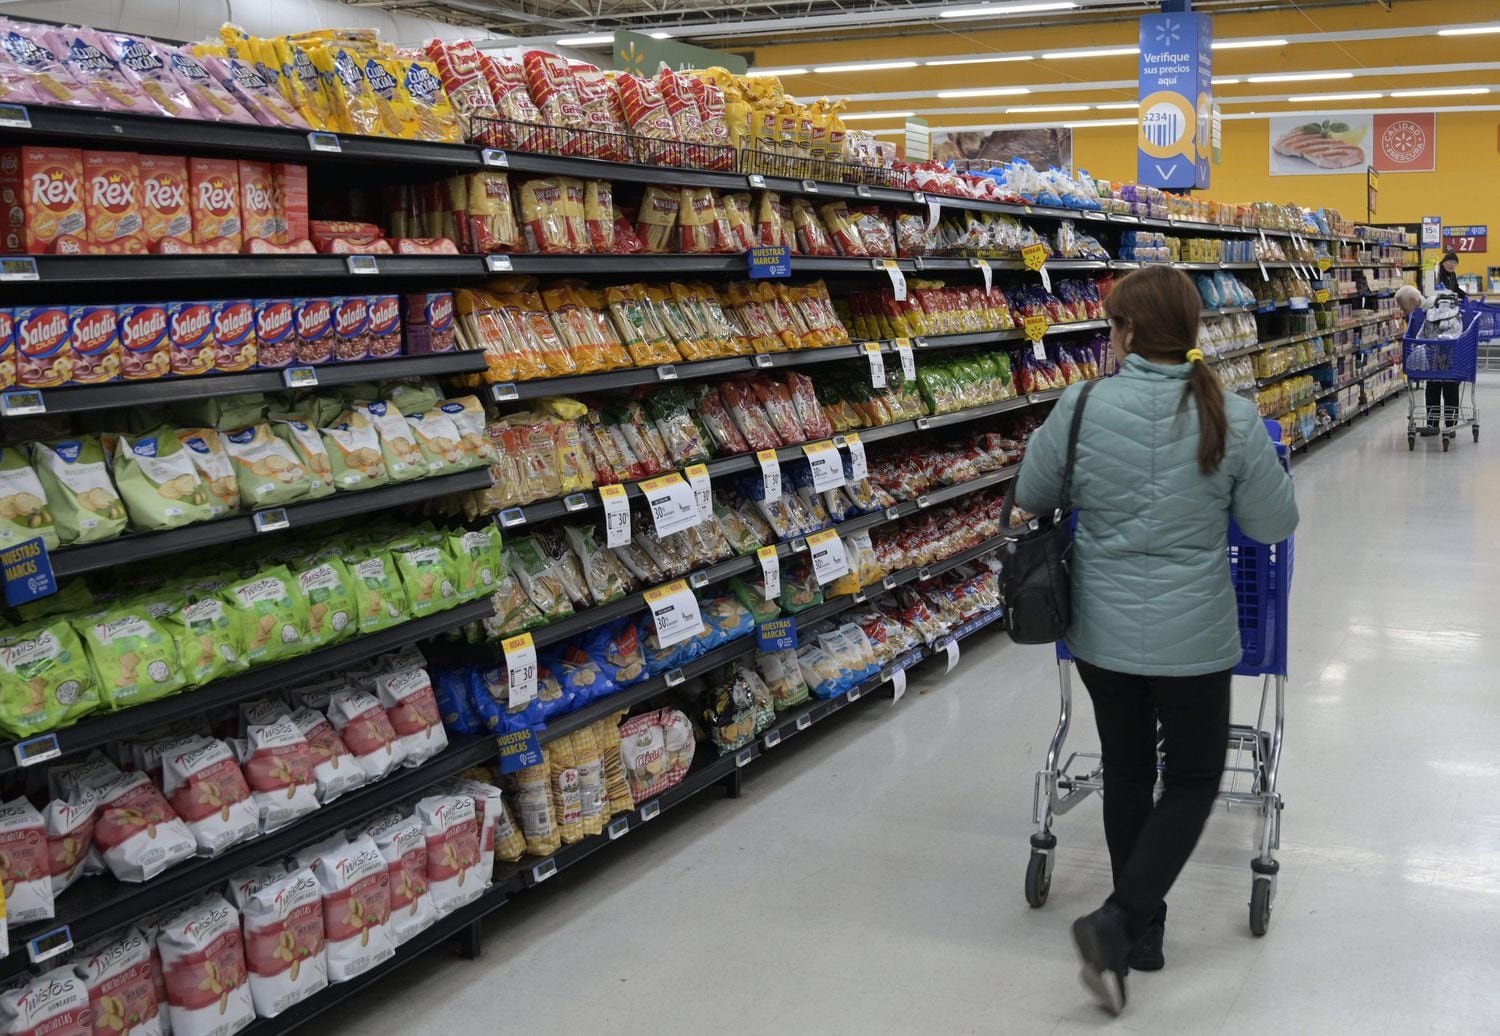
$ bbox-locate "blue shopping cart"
[1024,426,1292,936]
[1403,302,1480,451]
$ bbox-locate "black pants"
[1425,381,1459,428]
[1076,660,1232,942]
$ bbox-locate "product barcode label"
[803,440,844,492]
[758,544,781,602]
[757,449,781,503]
[845,432,868,481]
[880,259,908,301]
[864,341,886,389]
[683,464,712,522]
[895,338,916,381]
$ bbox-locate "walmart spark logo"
[1153,18,1182,47]
[617,39,648,73]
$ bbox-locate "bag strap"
[1001,380,1097,530]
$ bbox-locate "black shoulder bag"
[999,380,1096,645]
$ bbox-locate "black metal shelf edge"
[0,599,495,775]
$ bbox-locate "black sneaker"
[1072,907,1130,1015]
[1127,921,1165,972]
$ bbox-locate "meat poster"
[1270,111,1436,175]
[931,128,1072,174]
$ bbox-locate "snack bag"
[293,297,335,366]
[506,758,558,857]
[635,186,679,253]
[321,410,389,491]
[0,798,51,924]
[269,418,335,499]
[44,786,97,896]
[350,401,423,483]
[344,546,407,634]
[238,867,327,1018]
[360,813,435,945]
[169,428,238,519]
[0,618,100,739]
[304,833,395,981]
[290,707,364,804]
[218,565,307,667]
[414,794,483,916]
[436,778,507,878]
[15,305,74,389]
[0,966,90,1036]
[234,714,320,833]
[405,407,468,476]
[99,31,195,117]
[618,709,694,802]
[71,926,166,1036]
[112,427,216,531]
[222,423,313,508]
[465,170,520,252]
[92,770,197,882]
[327,688,405,781]
[29,436,126,545]
[517,177,574,253]
[157,894,254,1035]
[77,600,187,711]
[169,589,245,687]
[166,46,255,123]
[0,445,57,550]
[160,736,259,857]
[372,664,448,767]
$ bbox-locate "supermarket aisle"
[338,380,1500,1035]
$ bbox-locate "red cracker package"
[391,237,458,254]
[72,927,166,1036]
[47,27,158,114]
[0,308,14,390]
[478,56,547,151]
[300,834,394,981]
[83,150,145,253]
[16,304,73,387]
[402,292,454,355]
[69,304,121,384]
[272,163,309,245]
[97,31,196,118]
[237,160,277,242]
[414,793,483,916]
[118,302,171,380]
[188,157,242,250]
[331,295,370,362]
[154,236,241,255]
[0,146,87,255]
[139,153,190,247]
[92,770,197,882]
[168,300,214,376]
[245,238,316,254]
[293,297,335,365]
[616,73,678,163]
[212,298,256,372]
[658,68,706,143]
[423,39,499,138]
[254,298,295,369]
[0,22,100,109]
[161,736,259,857]
[234,715,320,834]
[44,787,97,896]
[522,51,586,145]
[236,867,328,1018]
[573,66,630,162]
[360,813,435,945]
[320,236,391,255]
[366,294,402,357]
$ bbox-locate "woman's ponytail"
[1187,359,1228,474]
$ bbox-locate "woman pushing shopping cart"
[1007,266,1298,1017]
[1397,286,1481,451]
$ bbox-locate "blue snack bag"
[433,665,483,734]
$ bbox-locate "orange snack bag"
[139,153,190,247]
[0,146,86,254]
[237,160,277,242]
[188,157,243,250]
[83,151,145,253]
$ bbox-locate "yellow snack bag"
[310,44,387,136]
[392,57,462,143]
[258,37,327,131]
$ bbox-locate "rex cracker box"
[0,146,86,254]
[213,299,257,372]
[168,300,215,376]
[188,157,242,250]
[254,298,295,369]
[367,294,401,357]
[0,309,13,390]
[139,153,191,248]
[118,303,171,380]
[15,305,73,387]
[82,150,145,253]
[238,160,278,243]
[69,305,121,384]
[272,163,309,245]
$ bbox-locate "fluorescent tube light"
[1041,46,1139,59]
[812,60,919,73]
[556,34,613,46]
[1094,101,1140,109]
[925,55,1035,66]
[1213,77,1242,85]
[1248,71,1355,83]
[1286,91,1384,102]
[936,86,1033,98]
[648,31,672,39]
[1007,103,1090,112]
[1438,25,1500,36]
[940,1,1078,16]
[1390,86,1489,96]
[1212,38,1287,50]
[745,67,808,77]
[841,111,917,120]
[1063,118,1139,127]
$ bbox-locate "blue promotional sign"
[1421,216,1442,248]
[748,245,792,279]
[756,617,798,651]
[497,727,544,774]
[1138,13,1213,189]
[1,537,55,607]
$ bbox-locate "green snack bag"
[728,575,782,625]
[386,379,441,417]
[0,445,59,549]
[173,393,267,431]
[16,578,94,624]
[222,424,313,508]
[390,535,458,618]
[445,526,503,602]
[176,428,240,517]
[112,427,216,531]
[321,412,389,492]
[270,419,335,499]
[218,565,308,667]
[293,549,358,648]
[351,401,424,483]
[30,437,127,545]
[76,602,188,710]
[344,548,408,633]
[167,592,247,687]
[0,619,100,738]
[405,409,469,477]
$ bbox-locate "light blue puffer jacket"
[1015,355,1299,676]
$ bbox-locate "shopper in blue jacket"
[1016,265,1298,1015]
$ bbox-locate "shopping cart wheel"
[1408,436,1416,451]
[1443,436,1451,452]
[1025,851,1051,908]
[1249,876,1273,936]
[1474,426,1480,442]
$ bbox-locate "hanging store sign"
[613,31,746,75]
[1441,226,1487,253]
[1137,12,1213,189]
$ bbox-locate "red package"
[237,159,277,242]
[785,371,833,440]
[367,294,402,357]
[0,146,86,255]
[309,220,382,247]
[615,74,678,163]
[573,67,631,162]
[69,305,120,384]
[272,162,308,245]
[750,377,807,444]
[424,39,499,137]
[154,235,241,254]
[477,56,546,151]
[790,198,834,256]
[188,156,242,250]
[244,237,316,254]
[719,380,782,450]
[118,303,171,380]
[168,300,215,376]
[139,153,190,248]
[83,150,145,253]
[694,385,750,454]
[14,310,72,390]
[320,237,392,255]
[657,68,705,143]
[611,210,644,254]
[522,50,586,143]
[391,237,459,254]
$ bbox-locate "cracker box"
[401,292,455,355]
[213,299,257,372]
[293,298,334,365]
[0,146,86,254]
[188,157,242,250]
[366,294,402,358]
[330,295,369,363]
[0,308,13,390]
[168,300,215,376]
[15,305,74,387]
[272,163,309,245]
[118,303,172,381]
[254,298,296,369]
[83,150,145,253]
[139,153,191,248]
[69,305,121,384]
[238,160,277,243]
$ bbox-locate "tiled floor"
[336,377,1500,1034]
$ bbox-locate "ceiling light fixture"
[1063,118,1139,127]
[1286,91,1384,102]
[745,67,808,77]
[936,86,1033,98]
[1093,101,1140,109]
[1248,71,1355,83]
[841,110,917,120]
[1041,46,1139,59]
[648,31,672,39]
[1007,103,1090,112]
[924,54,1036,66]
[1390,86,1490,96]
[555,34,614,46]
[1437,25,1500,36]
[1212,77,1242,85]
[940,1,1078,16]
[812,60,919,73]
[1212,38,1288,50]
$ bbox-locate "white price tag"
[640,473,700,537]
[926,197,942,232]
[803,440,844,492]
[807,529,849,585]
[645,580,704,649]
[600,484,631,548]
[969,258,992,294]
[757,449,781,503]
[864,341,886,389]
[945,639,960,672]
[486,254,513,273]
[282,366,318,389]
[683,464,712,523]
[895,338,916,381]
[1039,265,1052,293]
[881,259,907,301]
[757,545,781,602]
[307,131,341,153]
[345,254,378,275]
[502,633,538,708]
[481,148,509,168]
[891,668,908,702]
[845,432,868,481]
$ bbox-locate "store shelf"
[0,353,489,417]
[1210,344,1264,362]
[1,734,500,978]
[49,467,495,577]
[0,599,496,776]
[1256,356,1336,387]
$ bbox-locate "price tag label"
[1315,288,1330,304]
[807,529,849,585]
[925,196,942,232]
[503,632,538,707]
[968,257,993,294]
[945,639,960,672]
[1032,341,1047,361]
[757,545,781,602]
[346,254,378,275]
[845,432,868,481]
[855,184,872,198]
[1317,256,1332,272]
[499,507,526,528]
[307,131,341,152]
[252,508,290,534]
[640,473,699,537]
[1021,243,1048,271]
[895,338,916,381]
[683,464,712,522]
[880,258,907,301]
[26,926,72,966]
[645,579,703,648]
[0,257,38,282]
[13,733,60,768]
[0,389,45,416]
[1024,315,1049,342]
[891,668,907,702]
[486,254,513,273]
[796,712,813,730]
[0,104,30,129]
[283,366,319,389]
[748,173,766,188]
[803,440,844,492]
[756,449,781,502]
[600,483,630,547]
[481,148,510,167]
[492,383,519,402]
[801,179,820,193]
[864,341,886,389]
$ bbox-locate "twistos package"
[359,812,436,945]
[159,736,259,857]
[217,566,307,667]
[0,797,53,925]
[77,601,188,711]
[157,894,255,1036]
[303,833,395,982]
[0,619,102,740]
[238,867,328,1018]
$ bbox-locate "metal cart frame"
[1023,435,1292,936]
[1404,305,1481,452]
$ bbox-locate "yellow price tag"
[882,259,899,270]
[1021,243,1048,271]
[501,632,534,655]
[639,473,686,493]
[756,544,778,562]
[1023,314,1049,342]
[807,529,838,548]
[684,463,708,480]
[599,483,626,500]
[1314,288,1330,304]
[644,579,690,604]
[1317,257,1332,272]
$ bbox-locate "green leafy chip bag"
[77,603,188,710]
[167,593,247,687]
[218,566,308,667]
[446,526,503,602]
[0,445,59,549]
[30,436,127,545]
[390,536,458,618]
[293,549,358,649]
[112,427,217,531]
[344,549,408,634]
[0,619,100,738]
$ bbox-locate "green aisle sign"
[613,31,747,75]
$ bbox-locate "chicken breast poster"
[1270,111,1436,175]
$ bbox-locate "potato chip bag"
[160,735,259,856]
[0,797,52,924]
[112,428,216,531]
[292,549,357,650]
[389,534,458,618]
[0,966,89,1036]
[0,445,58,550]
[156,893,255,1033]
[70,926,166,1036]
[321,410,389,492]
[222,423,313,508]
[233,714,320,833]
[77,601,187,711]
[350,401,423,483]
[372,664,448,768]
[175,427,239,518]
[0,618,99,738]
[236,866,328,1017]
[343,547,408,634]
[218,566,307,667]
[359,812,434,945]
[168,591,246,687]
[29,436,126,545]
[405,408,468,477]
[44,785,97,896]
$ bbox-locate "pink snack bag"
[238,868,328,1018]
[157,895,254,1036]
[96,31,195,118]
[0,19,99,108]
[414,794,483,916]
[160,736,259,857]
[360,812,437,945]
[46,27,159,115]
[71,927,166,1036]
[164,46,254,124]
[0,967,91,1036]
[302,834,395,981]
[0,797,53,924]
[233,715,320,834]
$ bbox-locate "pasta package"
[522,51,586,142]
[466,170,520,252]
[616,73,678,163]
[573,68,630,161]
[518,177,575,253]
[479,55,547,150]
[424,39,499,137]
[636,186,680,253]
[678,187,721,254]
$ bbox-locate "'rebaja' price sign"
[599,483,631,547]
[864,341,886,389]
[1021,243,1048,271]
[845,431,868,481]
[1023,314,1049,342]
[806,529,849,585]
[1314,288,1330,304]
[644,579,703,648]
[968,257,993,294]
[1317,257,1332,272]
[894,338,917,382]
[802,440,844,492]
[640,473,699,537]
[757,544,781,601]
[502,632,538,707]
[757,448,782,502]
[683,463,712,522]
[880,258,907,301]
